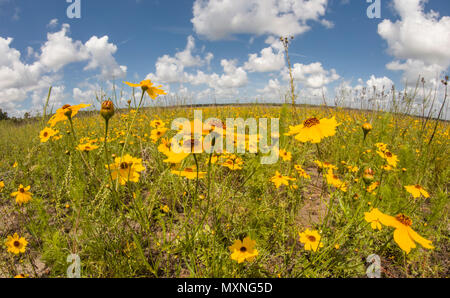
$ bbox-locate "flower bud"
[363,168,375,185]
[62,104,72,118]
[100,100,115,121]
[362,123,372,134]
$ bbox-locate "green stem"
[193,153,200,198]
[116,90,146,190]
[68,117,101,184]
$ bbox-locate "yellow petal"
[407,227,434,250]
[124,81,142,88]
[393,228,415,254]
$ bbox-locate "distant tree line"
[0,109,35,124]
[0,108,9,121]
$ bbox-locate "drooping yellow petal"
[393,228,416,254]
[407,227,434,250]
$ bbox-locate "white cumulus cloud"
[378,0,450,84]
[0,23,126,116]
[147,35,213,84]
[192,0,331,40]
[244,37,285,72]
[282,62,340,89]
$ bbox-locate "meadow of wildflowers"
[0,78,448,278]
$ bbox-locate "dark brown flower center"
[13,241,21,247]
[304,118,320,128]
[120,162,129,169]
[184,138,200,151]
[19,188,25,193]
[415,185,422,189]
[62,104,72,110]
[240,246,247,253]
[385,152,392,157]
[184,168,194,173]
[43,132,48,137]
[307,235,316,242]
[395,214,412,226]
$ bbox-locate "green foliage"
[0,104,448,278]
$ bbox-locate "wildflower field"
[0,81,448,278]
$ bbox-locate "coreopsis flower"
[364,208,385,230]
[377,150,399,167]
[314,160,337,170]
[206,153,221,164]
[203,119,226,137]
[52,135,62,141]
[160,205,170,213]
[5,233,28,255]
[163,150,190,164]
[39,127,59,143]
[346,165,359,173]
[150,119,166,128]
[381,213,434,254]
[124,80,167,99]
[157,138,171,155]
[382,164,393,171]
[294,165,311,179]
[286,116,340,143]
[0,181,4,192]
[159,137,192,163]
[229,236,258,263]
[325,170,348,192]
[14,274,29,278]
[279,149,292,161]
[270,171,296,189]
[221,157,244,170]
[48,104,91,127]
[364,208,434,254]
[100,100,115,121]
[375,143,388,152]
[164,144,191,163]
[171,166,206,179]
[150,127,168,143]
[10,185,32,206]
[366,181,380,194]
[299,229,323,252]
[404,185,430,198]
[76,143,99,152]
[107,154,146,185]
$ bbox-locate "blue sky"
[0,0,449,116]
